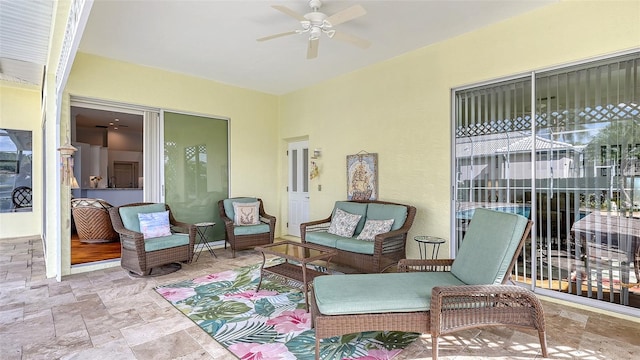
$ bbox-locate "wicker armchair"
[71,198,119,243]
[109,202,196,277]
[311,208,547,360]
[218,197,276,258]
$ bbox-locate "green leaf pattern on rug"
[254,297,276,317]
[155,262,417,360]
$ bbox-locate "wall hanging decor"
[346,151,378,200]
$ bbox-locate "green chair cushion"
[450,208,528,285]
[333,201,368,234]
[314,272,465,315]
[144,233,190,252]
[233,223,270,236]
[119,203,167,233]
[335,238,375,255]
[305,231,343,248]
[223,197,258,220]
[365,203,408,231]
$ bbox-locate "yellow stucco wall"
[279,0,640,258]
[58,53,279,275]
[0,84,42,238]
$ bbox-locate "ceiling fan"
[257,0,370,59]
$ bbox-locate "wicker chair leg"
[432,334,439,360]
[539,330,548,357]
[315,337,320,360]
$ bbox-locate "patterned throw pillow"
[327,208,362,237]
[233,201,260,225]
[138,210,172,239]
[356,219,395,241]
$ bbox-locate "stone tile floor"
[1,236,639,359]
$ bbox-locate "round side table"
[414,235,446,260]
[194,222,217,261]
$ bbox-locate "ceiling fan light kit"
[257,0,370,59]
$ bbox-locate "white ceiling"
[0,0,53,85]
[78,0,557,95]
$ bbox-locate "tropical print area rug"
[155,262,418,360]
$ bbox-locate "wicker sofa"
[310,208,547,360]
[300,200,416,273]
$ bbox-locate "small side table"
[194,222,217,261]
[414,235,446,260]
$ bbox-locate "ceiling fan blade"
[325,5,366,26]
[272,5,306,21]
[257,30,298,42]
[332,31,370,49]
[307,38,319,59]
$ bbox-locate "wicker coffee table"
[255,241,337,311]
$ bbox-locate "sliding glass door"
[163,112,229,244]
[453,53,640,314]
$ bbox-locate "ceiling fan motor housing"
[304,11,329,39]
[308,0,323,10]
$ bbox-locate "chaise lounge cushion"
[314,272,465,315]
[450,209,528,285]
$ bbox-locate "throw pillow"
[356,219,395,241]
[327,208,362,237]
[138,210,172,239]
[233,201,260,225]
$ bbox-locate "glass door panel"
[534,57,640,307]
[164,112,229,244]
[453,53,640,313]
[454,78,533,249]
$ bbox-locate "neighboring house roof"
[456,132,583,158]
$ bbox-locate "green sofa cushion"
[365,203,408,231]
[223,197,258,220]
[333,201,368,235]
[305,231,344,248]
[119,203,167,233]
[450,208,528,285]
[335,238,375,255]
[233,223,270,236]
[144,233,190,252]
[314,272,465,315]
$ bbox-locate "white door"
[288,141,310,237]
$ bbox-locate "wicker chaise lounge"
[310,208,548,360]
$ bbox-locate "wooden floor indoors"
[71,232,120,265]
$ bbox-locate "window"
[453,52,640,314]
[0,129,32,212]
